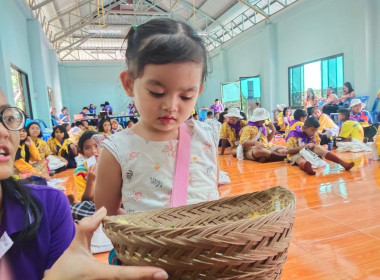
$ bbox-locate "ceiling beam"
[32,0,55,10]
[236,0,269,18]
[57,33,94,53]
[51,0,123,44]
[48,0,95,23]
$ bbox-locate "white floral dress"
[102,119,219,213]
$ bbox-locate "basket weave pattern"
[103,186,296,279]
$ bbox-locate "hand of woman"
[44,207,168,280]
[25,136,33,146]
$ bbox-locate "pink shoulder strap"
[171,123,191,207]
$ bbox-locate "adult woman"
[339,82,355,108]
[0,88,168,280]
[320,87,339,115]
[303,88,318,116]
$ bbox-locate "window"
[240,76,261,118]
[288,54,344,108]
[221,82,240,110]
[10,65,33,118]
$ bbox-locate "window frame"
[288,53,344,109]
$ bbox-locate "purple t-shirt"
[210,103,223,113]
[0,184,75,280]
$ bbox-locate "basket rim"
[103,186,296,232]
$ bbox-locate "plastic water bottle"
[327,138,333,151]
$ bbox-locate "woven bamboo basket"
[103,186,296,280]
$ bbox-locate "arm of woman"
[348,91,355,98]
[44,207,168,280]
[94,148,125,215]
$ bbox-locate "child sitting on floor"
[14,127,42,178]
[220,108,247,156]
[311,107,339,145]
[47,125,78,168]
[337,108,364,142]
[98,117,112,135]
[110,119,123,134]
[286,117,354,175]
[280,106,293,132]
[285,109,307,138]
[240,108,286,162]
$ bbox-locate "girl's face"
[54,128,65,141]
[19,129,27,141]
[343,86,348,93]
[29,124,41,138]
[227,117,239,125]
[120,62,203,140]
[111,121,118,130]
[127,121,134,128]
[63,109,67,114]
[285,109,291,117]
[103,121,111,132]
[307,90,312,97]
[82,121,89,128]
[82,138,100,160]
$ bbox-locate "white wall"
[205,0,379,111]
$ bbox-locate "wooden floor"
[56,147,380,279]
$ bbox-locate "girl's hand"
[305,143,314,149]
[87,165,97,183]
[25,136,33,146]
[43,207,168,280]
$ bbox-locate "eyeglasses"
[0,107,26,131]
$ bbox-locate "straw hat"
[349,99,366,109]
[249,108,270,122]
[276,104,286,111]
[224,108,243,119]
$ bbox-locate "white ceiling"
[26,0,300,61]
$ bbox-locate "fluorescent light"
[88,29,121,35]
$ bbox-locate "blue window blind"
[321,55,344,97]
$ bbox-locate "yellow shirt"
[276,112,284,126]
[240,125,270,149]
[285,121,304,138]
[220,120,248,148]
[376,129,380,155]
[339,120,364,141]
[34,138,51,159]
[74,162,88,201]
[318,114,337,133]
[286,134,321,161]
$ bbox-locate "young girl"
[14,127,42,177]
[281,107,293,131]
[110,119,123,134]
[95,18,219,215]
[26,122,51,158]
[47,125,78,168]
[98,118,112,135]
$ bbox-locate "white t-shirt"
[102,119,219,214]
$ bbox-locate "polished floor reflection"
[218,149,380,279]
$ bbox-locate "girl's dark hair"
[283,107,292,116]
[98,117,111,132]
[1,178,42,243]
[294,109,308,121]
[16,128,30,161]
[78,130,99,151]
[344,82,354,93]
[26,122,43,138]
[52,125,69,140]
[307,88,315,100]
[125,18,208,82]
[125,120,133,127]
[304,116,320,128]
